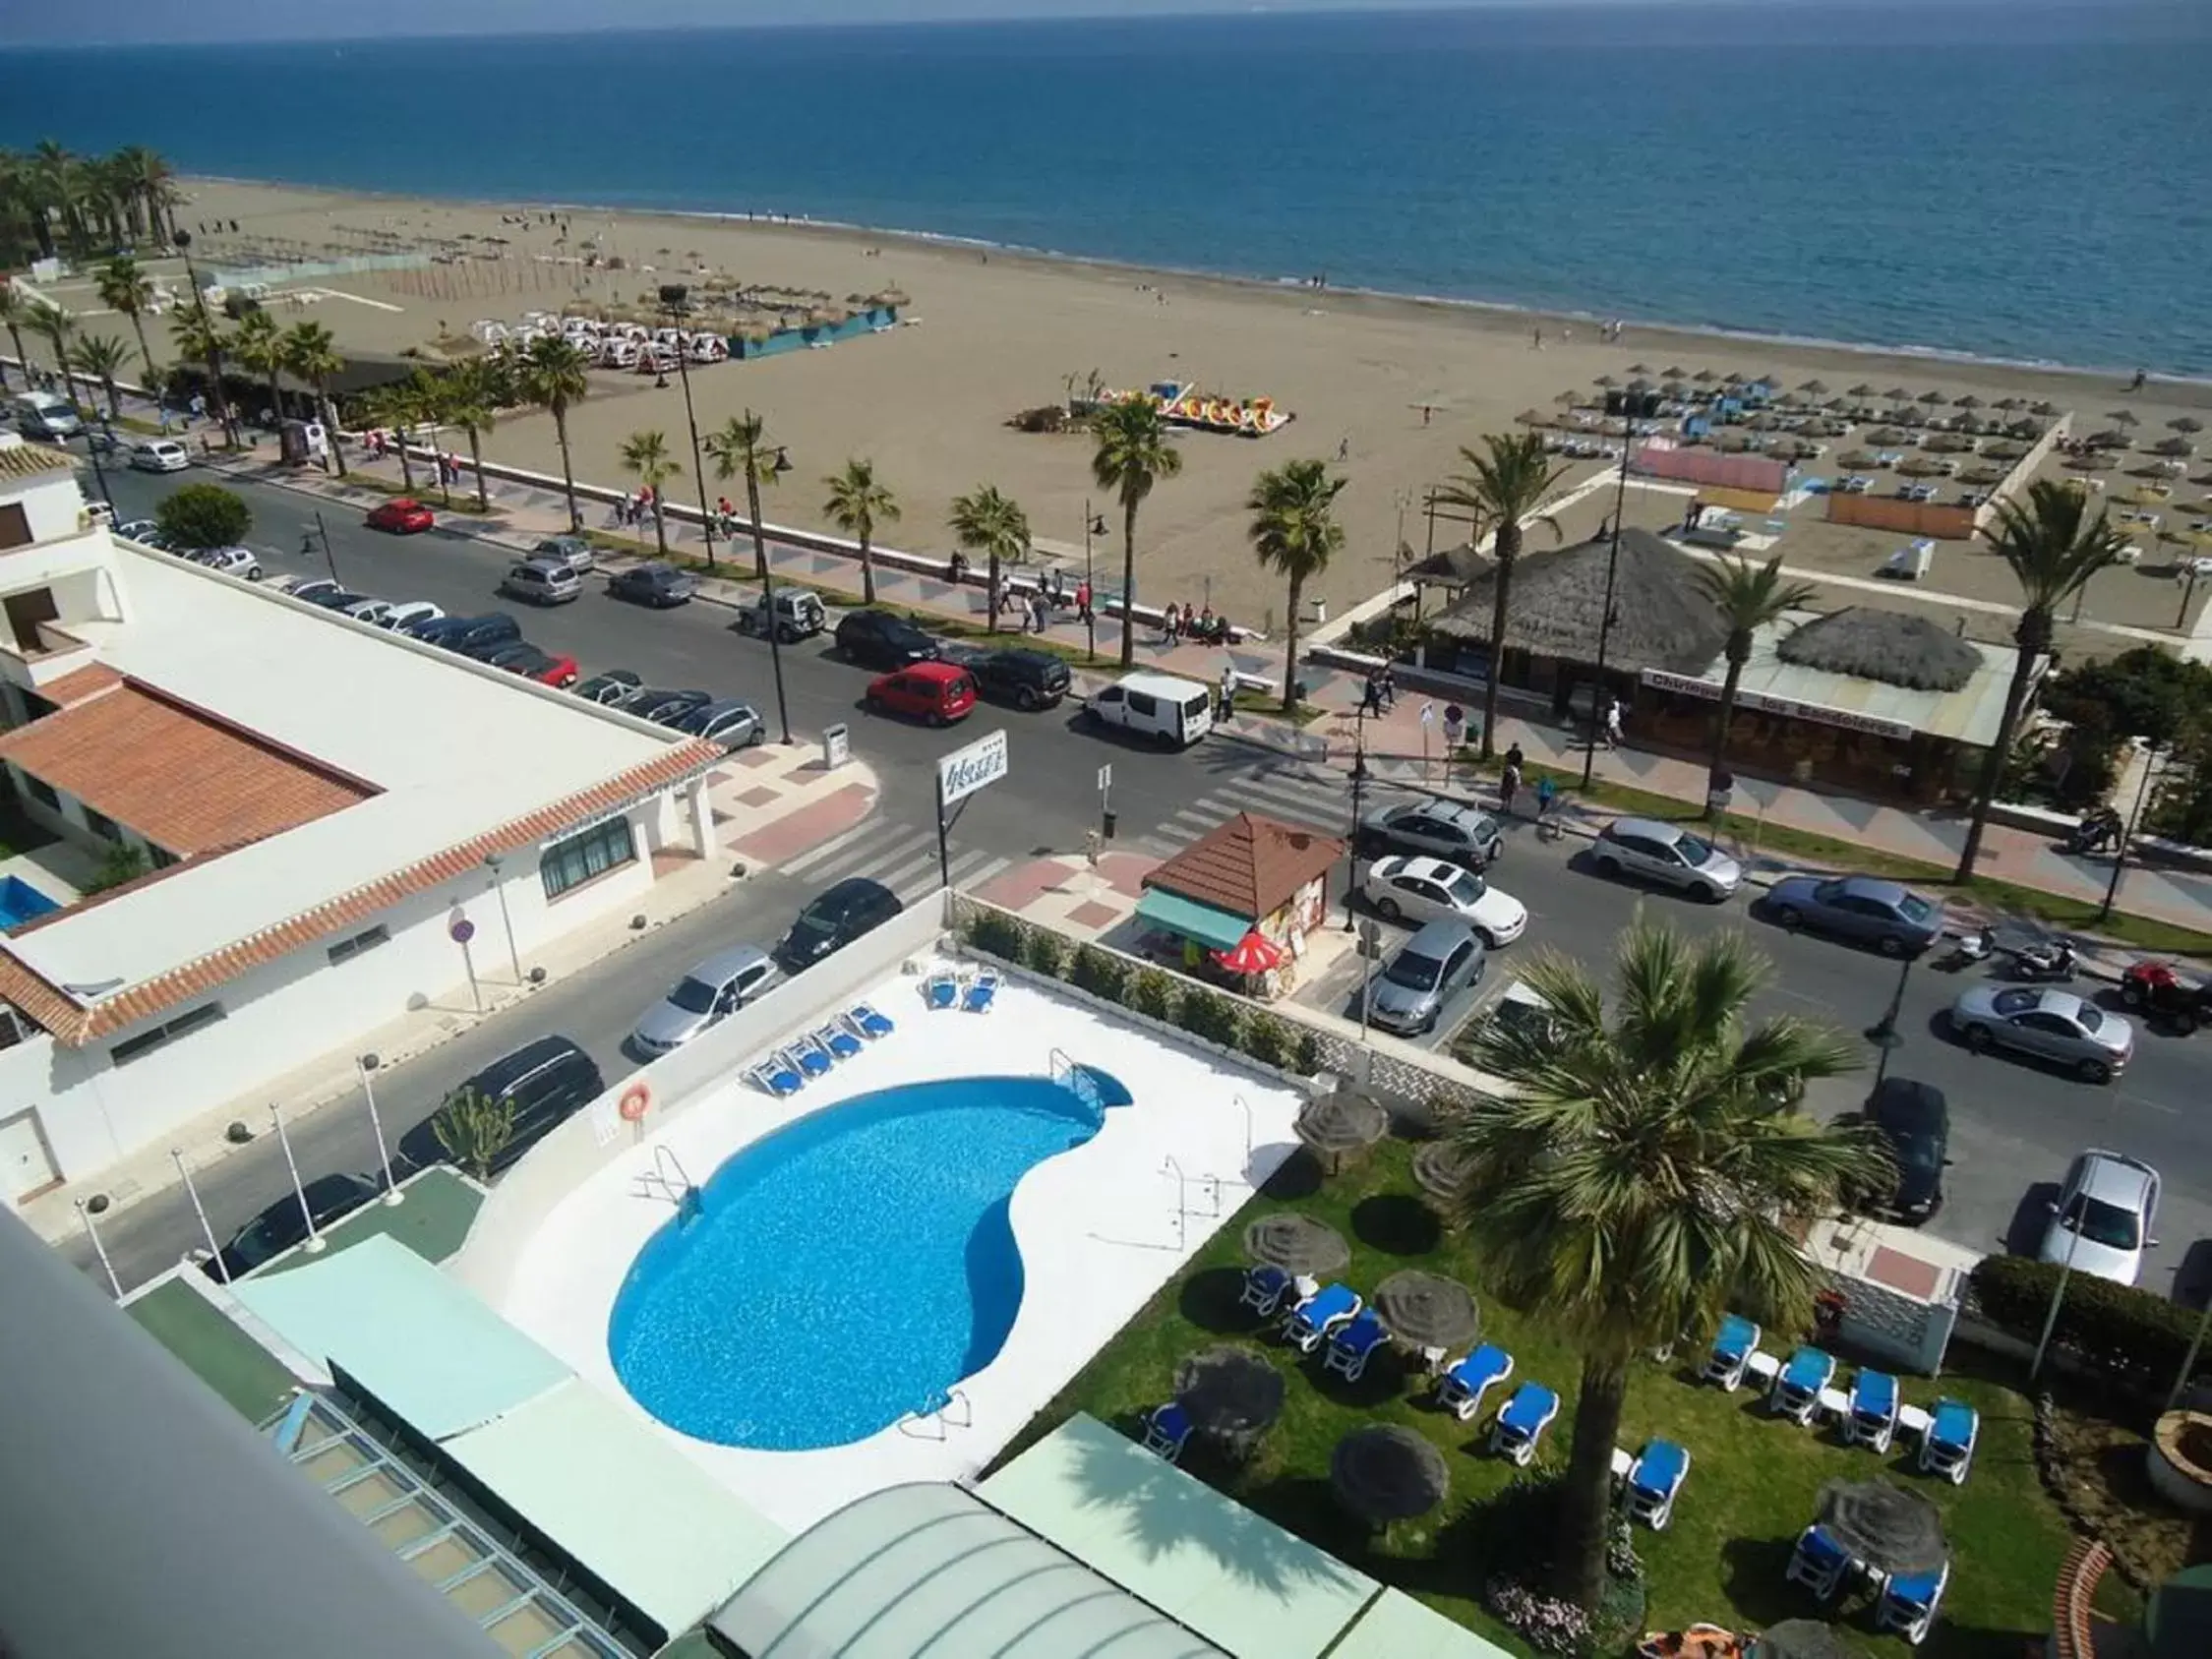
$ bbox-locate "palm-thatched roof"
[1776,607,1980,692]
[1430,529,1727,674]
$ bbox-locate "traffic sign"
[448,916,475,944]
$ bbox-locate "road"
[73,466,2212,1299]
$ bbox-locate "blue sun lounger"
[1847,1368,1900,1453]
[747,1052,805,1097]
[1491,1382,1560,1465]
[1283,1282,1360,1353]
[962,968,1001,1013]
[1437,1343,1514,1422]
[788,1036,833,1079]
[1322,1312,1388,1384]
[1626,1439,1691,1530]
[1919,1397,1979,1485]
[817,1023,864,1061]
[845,1002,895,1040]
[922,970,962,1011]
[1878,1560,1948,1645]
[1786,1523,1852,1602]
[1704,1313,1761,1392]
[1239,1265,1292,1319]
[1769,1344,1834,1426]
[1141,1401,1192,1463]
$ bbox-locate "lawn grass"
[126,1278,298,1423]
[1007,1139,2083,1658]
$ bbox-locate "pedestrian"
[1219,662,1237,721]
[1498,759,1522,816]
[1504,741,1525,775]
[1534,771,1558,832]
[1377,663,1397,710]
[1336,436,1349,463]
[1030,590,1048,634]
[1076,578,1093,622]
[1360,672,1384,718]
[1162,601,1181,642]
[189,391,207,426]
[1603,695,1624,750]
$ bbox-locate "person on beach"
[1336,436,1349,462]
[1531,326,1543,350]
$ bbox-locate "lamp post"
[1864,951,1914,1092]
[170,230,239,449]
[1344,708,1371,930]
[358,1053,402,1204]
[659,284,717,569]
[1582,397,1641,789]
[743,411,797,744]
[171,1149,227,1280]
[1081,504,1106,661]
[483,852,522,983]
[2098,740,2164,922]
[84,420,114,511]
[269,1103,325,1253]
[76,1199,122,1300]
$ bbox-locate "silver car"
[1358,800,1503,868]
[1950,984,2134,1083]
[1591,817,1742,901]
[677,698,766,750]
[1366,918,1486,1037]
[628,945,778,1057]
[2039,1150,2159,1284]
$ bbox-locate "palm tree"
[704,410,782,579]
[1246,458,1346,713]
[168,304,238,447]
[823,458,900,603]
[947,484,1030,634]
[279,320,348,477]
[1432,432,1570,757]
[231,310,285,429]
[1090,395,1183,668]
[30,142,76,260]
[1954,480,2131,880]
[361,381,426,493]
[438,358,498,508]
[1454,918,1880,1613]
[97,255,157,385]
[0,281,33,391]
[619,429,683,557]
[36,305,76,410]
[70,332,133,422]
[110,146,177,244]
[1692,554,1821,810]
[515,335,592,531]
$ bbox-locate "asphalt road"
[75,466,2212,1300]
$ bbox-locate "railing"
[896,1387,974,1441]
[1048,1047,1104,1118]
[635,1145,700,1225]
[1159,1153,1224,1252]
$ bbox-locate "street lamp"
[170,230,240,449]
[1081,504,1106,661]
[1344,708,1371,930]
[1864,951,1914,1092]
[2098,739,2165,922]
[357,1054,403,1205]
[741,410,797,744]
[659,284,718,570]
[483,852,522,982]
[1582,395,1643,789]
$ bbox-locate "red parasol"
[1212,930,1284,975]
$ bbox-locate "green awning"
[1136,888,1252,950]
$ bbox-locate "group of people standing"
[1160,601,1230,646]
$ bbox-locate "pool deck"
[496,960,1306,1536]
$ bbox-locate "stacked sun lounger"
[745,1002,897,1096]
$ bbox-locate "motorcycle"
[1935,926,1995,972]
[2059,809,2122,857]
[2120,959,2212,1035]
[2000,937,2078,982]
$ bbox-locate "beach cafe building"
[1426,530,2020,804]
[1134,812,1345,999]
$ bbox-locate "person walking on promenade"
[1376,664,1398,710]
[1603,695,1624,750]
[1498,757,1522,817]
[1360,671,1384,719]
[1219,661,1237,723]
[1076,578,1093,623]
[1534,771,1560,838]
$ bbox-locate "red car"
[366,498,435,534]
[866,661,978,727]
[485,643,580,689]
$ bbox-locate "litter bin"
[1102,807,1117,840]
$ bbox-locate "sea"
[4,2,2209,377]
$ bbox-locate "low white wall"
[448,900,949,1308]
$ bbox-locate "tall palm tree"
[1090,395,1182,668]
[1454,918,1879,1613]
[1432,432,1570,758]
[36,305,76,409]
[362,380,429,493]
[823,457,899,604]
[1691,554,1821,810]
[110,146,177,244]
[96,255,157,384]
[438,358,498,508]
[0,281,33,391]
[619,429,683,557]
[70,332,133,422]
[279,320,348,477]
[30,142,75,261]
[947,484,1030,634]
[515,334,592,531]
[1954,480,2131,880]
[704,410,782,579]
[231,310,285,429]
[168,303,238,447]
[1246,458,1346,713]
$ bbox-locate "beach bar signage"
[1640,670,1915,742]
[937,729,1011,807]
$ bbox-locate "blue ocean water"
[4,4,2209,373]
[606,1072,1107,1451]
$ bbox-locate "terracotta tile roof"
[0,441,76,482]
[39,662,124,707]
[0,681,377,856]
[0,737,723,1047]
[1142,812,1345,921]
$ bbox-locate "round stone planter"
[2147,1410,2212,1514]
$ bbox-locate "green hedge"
[1970,1255,2205,1391]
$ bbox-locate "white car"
[2039,1150,2160,1285]
[380,600,445,632]
[1361,855,1527,946]
[1591,817,1743,901]
[341,598,398,626]
[189,546,265,581]
[129,439,191,473]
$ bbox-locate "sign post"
[934,729,1010,889]
[448,911,481,1013]
[1419,701,1435,783]
[1098,762,1115,840]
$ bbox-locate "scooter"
[2000,937,2078,982]
[2059,809,2122,857]
[1935,926,1995,972]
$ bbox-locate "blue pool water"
[0,875,60,932]
[607,1067,1129,1452]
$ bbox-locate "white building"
[0,441,723,1199]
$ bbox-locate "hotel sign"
[936,729,1010,807]
[1640,670,1916,742]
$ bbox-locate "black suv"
[399,1036,605,1178]
[970,647,1072,711]
[202,1172,379,1281]
[835,609,938,671]
[1866,1077,1950,1223]
[413,613,521,654]
[776,877,904,971]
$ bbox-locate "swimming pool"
[607,1067,1131,1452]
[0,874,60,932]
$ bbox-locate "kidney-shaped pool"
[607,1067,1130,1451]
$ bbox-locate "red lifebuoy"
[619,1084,651,1122]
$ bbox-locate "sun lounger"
[1141,1401,1192,1463]
[1490,1382,1560,1466]
[1321,1312,1388,1385]
[1626,1439,1691,1530]
[1769,1345,1835,1426]
[1238,1265,1291,1320]
[747,1053,804,1098]
[1877,1560,1948,1645]
[845,1002,895,1040]
[1785,1523,1852,1602]
[1437,1343,1514,1422]
[962,968,1001,1014]
[1919,1397,1979,1485]
[1282,1283,1360,1354]
[787,1036,834,1079]
[1847,1368,1900,1453]
[1704,1314,1761,1392]
[922,970,962,1011]
[818,1023,864,1061]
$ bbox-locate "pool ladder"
[638,1146,701,1225]
[897,1387,974,1441]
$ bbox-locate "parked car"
[675,698,766,748]
[1084,670,1214,747]
[415,613,522,655]
[618,686,713,726]
[202,1172,379,1282]
[484,643,581,688]
[303,586,373,611]
[607,562,695,608]
[398,1036,604,1178]
[380,600,445,633]
[272,576,343,604]
[574,669,642,706]
[1865,1077,1949,1222]
[531,534,596,575]
[737,587,827,642]
[365,497,435,534]
[1366,918,1486,1037]
[776,876,904,972]
[968,646,1072,711]
[1357,799,1503,869]
[128,438,191,472]
[628,945,779,1057]
[1949,984,2134,1082]
[1360,855,1526,946]
[866,661,978,727]
[835,608,939,671]
[189,546,265,581]
[2039,1150,2160,1285]
[1590,817,1743,901]
[500,557,582,606]
[113,517,162,545]
[1764,874,1943,956]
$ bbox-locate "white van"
[10,390,82,442]
[1085,670,1215,748]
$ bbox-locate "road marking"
[776,820,880,878]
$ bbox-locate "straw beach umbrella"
[1374,1271,1481,1354]
[1242,1213,1350,1279]
[1953,393,1984,409]
[1627,363,1652,375]
[1813,1479,1947,1578]
[2108,409,2141,428]
[1172,1345,1285,1451]
[1331,1426,1450,1528]
[2171,416,2204,434]
[1294,1086,1389,1171]
[1593,374,1620,388]
[1848,383,1877,397]
[1800,379,1830,395]
[1693,369,1718,384]
[1515,408,1550,428]
[1918,388,1947,406]
[1411,1141,1470,1216]
[2155,436,2195,457]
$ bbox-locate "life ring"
[619,1084,651,1123]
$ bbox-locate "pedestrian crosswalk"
[776,818,1012,907]
[1134,763,1365,857]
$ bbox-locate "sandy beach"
[52,175,2212,635]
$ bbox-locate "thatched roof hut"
[1430,529,1728,675]
[1776,607,1980,692]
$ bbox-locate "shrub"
[1970,1254,2203,1391]
[968,908,1029,961]
[1241,1012,1291,1068]
[1176,987,1243,1048]
[81,843,149,896]
[432,1087,515,1181]
[1068,944,1128,1002]
[154,481,252,550]
[1293,1028,1324,1076]
[1127,968,1178,1022]
[1023,926,1069,978]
